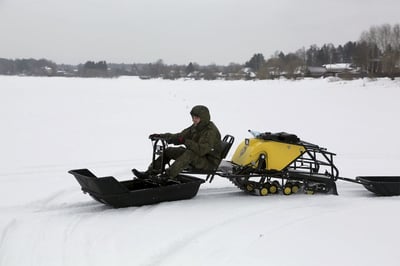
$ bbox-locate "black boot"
[132,169,150,179]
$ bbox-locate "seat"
[220,135,235,160]
[205,134,235,182]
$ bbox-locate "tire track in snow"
[60,210,107,266]
[0,219,17,265]
[144,196,346,266]
[0,158,139,178]
[144,204,279,266]
[198,186,240,195]
[25,188,81,213]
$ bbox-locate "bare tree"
[359,23,400,76]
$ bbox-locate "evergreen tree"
[245,53,265,71]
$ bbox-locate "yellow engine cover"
[231,138,306,171]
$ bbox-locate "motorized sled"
[69,130,400,208]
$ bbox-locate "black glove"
[149,133,162,140]
[169,135,185,145]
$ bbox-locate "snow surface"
[1,76,400,266]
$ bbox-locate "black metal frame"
[289,141,339,180]
[150,137,169,174]
[281,141,339,194]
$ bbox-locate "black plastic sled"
[356,176,400,196]
[69,169,205,208]
[337,175,400,196]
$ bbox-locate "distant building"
[322,63,363,79]
[323,63,354,73]
[241,67,256,79]
[304,66,327,78]
[303,64,361,79]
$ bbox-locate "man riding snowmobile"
[133,105,222,179]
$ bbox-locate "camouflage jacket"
[163,105,222,166]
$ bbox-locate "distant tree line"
[0,58,57,76]
[247,23,400,79]
[79,61,109,77]
[0,23,399,80]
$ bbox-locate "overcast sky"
[1,0,399,65]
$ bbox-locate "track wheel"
[305,189,315,195]
[304,185,315,195]
[283,186,292,195]
[291,182,300,194]
[246,183,255,192]
[283,182,293,195]
[269,181,279,194]
[259,186,269,196]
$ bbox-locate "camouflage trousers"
[149,147,216,178]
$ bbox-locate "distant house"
[323,63,363,79]
[304,66,327,78]
[240,67,256,79]
[304,64,360,78]
[323,63,354,73]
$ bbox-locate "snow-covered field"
[1,76,399,266]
